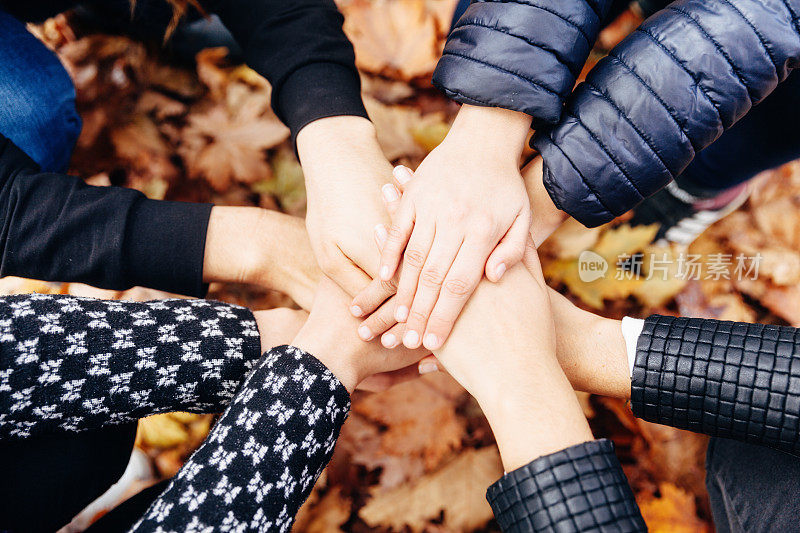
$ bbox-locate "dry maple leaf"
[359,446,503,532]
[339,0,452,80]
[111,114,179,184]
[179,102,288,191]
[352,377,466,471]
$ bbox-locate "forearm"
[434,265,593,471]
[132,344,350,532]
[548,289,631,399]
[0,295,261,440]
[203,206,320,310]
[521,157,569,246]
[447,105,532,157]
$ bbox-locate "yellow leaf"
[639,483,709,533]
[138,413,189,449]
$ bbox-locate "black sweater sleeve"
[0,135,213,296]
[631,314,800,456]
[203,0,368,142]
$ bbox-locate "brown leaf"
[359,447,502,532]
[339,0,447,80]
[352,377,466,472]
[179,102,288,191]
[364,95,449,161]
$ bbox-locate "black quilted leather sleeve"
[486,439,645,532]
[632,315,800,455]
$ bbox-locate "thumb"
[485,212,531,282]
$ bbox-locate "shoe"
[628,181,749,246]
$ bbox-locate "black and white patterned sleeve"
[0,293,262,440]
[131,345,351,533]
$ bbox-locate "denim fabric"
[706,437,800,533]
[0,9,81,172]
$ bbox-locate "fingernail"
[393,165,412,185]
[495,262,507,281]
[380,265,391,280]
[419,361,439,375]
[381,333,397,348]
[358,325,373,341]
[382,183,399,202]
[395,305,409,322]
[403,330,419,347]
[374,224,388,245]
[423,333,439,350]
[350,305,363,317]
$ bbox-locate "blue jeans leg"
[0,9,81,172]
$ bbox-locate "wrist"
[290,326,360,394]
[447,104,532,155]
[203,206,263,285]
[297,116,381,173]
[477,378,593,472]
[204,207,319,306]
[550,294,631,400]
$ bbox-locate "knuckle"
[420,267,445,288]
[403,248,427,269]
[367,313,392,331]
[444,277,473,298]
[387,224,407,243]
[380,278,398,294]
[408,310,429,324]
[426,315,452,334]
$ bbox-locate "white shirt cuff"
[621,317,645,378]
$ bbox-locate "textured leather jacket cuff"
[487,439,645,532]
[631,314,800,455]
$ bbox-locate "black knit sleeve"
[0,135,212,296]
[0,294,261,440]
[130,345,351,533]
[204,0,368,142]
[631,314,800,455]
[487,439,645,532]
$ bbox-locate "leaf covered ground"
[11,3,800,531]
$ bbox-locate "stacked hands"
[222,106,619,470]
[287,106,618,470]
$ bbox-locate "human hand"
[203,207,320,310]
[290,277,429,393]
[366,105,532,351]
[298,116,394,296]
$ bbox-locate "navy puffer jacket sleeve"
[533,0,800,226]
[432,0,612,126]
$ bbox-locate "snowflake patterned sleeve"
[0,294,261,440]
[131,345,351,533]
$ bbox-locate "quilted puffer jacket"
[434,0,800,227]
